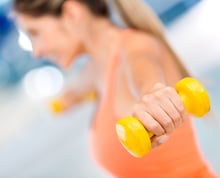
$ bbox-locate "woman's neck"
[81,17,123,65]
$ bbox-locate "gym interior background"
[1,0,220,177]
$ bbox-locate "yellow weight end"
[50,99,64,114]
[116,116,152,157]
[175,77,211,117]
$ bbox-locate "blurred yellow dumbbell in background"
[50,90,97,114]
[116,77,211,158]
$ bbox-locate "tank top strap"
[104,28,133,89]
[102,28,134,104]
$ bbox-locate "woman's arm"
[50,60,98,113]
[120,31,187,147]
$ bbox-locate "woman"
[13,0,217,177]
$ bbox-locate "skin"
[15,1,187,147]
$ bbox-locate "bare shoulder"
[121,29,183,89]
[121,29,170,70]
[123,29,163,57]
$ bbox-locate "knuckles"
[132,84,186,136]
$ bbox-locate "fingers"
[149,83,187,126]
[154,86,186,127]
[151,134,169,148]
[133,82,187,137]
[150,83,186,119]
[164,87,187,122]
[133,109,165,136]
[133,103,175,135]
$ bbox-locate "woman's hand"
[132,83,188,148]
[50,89,98,113]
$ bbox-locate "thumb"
[151,134,169,149]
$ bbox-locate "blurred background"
[0,0,220,177]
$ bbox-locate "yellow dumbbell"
[116,77,211,158]
[50,90,97,114]
[50,98,65,114]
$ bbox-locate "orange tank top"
[89,30,217,178]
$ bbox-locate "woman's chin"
[59,60,73,69]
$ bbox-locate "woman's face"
[16,13,83,68]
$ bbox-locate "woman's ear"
[61,1,82,24]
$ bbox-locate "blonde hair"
[114,0,190,77]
